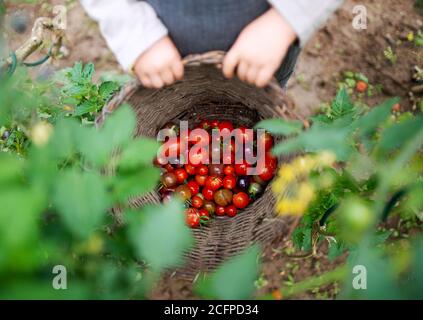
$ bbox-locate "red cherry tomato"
[210,120,220,128]
[225,205,238,217]
[233,192,250,209]
[164,164,174,172]
[174,168,188,184]
[223,175,237,190]
[259,164,276,181]
[224,165,235,176]
[191,195,204,209]
[187,180,200,195]
[196,164,209,176]
[202,187,215,201]
[257,132,274,152]
[199,208,210,218]
[186,208,200,227]
[195,174,207,187]
[205,176,223,191]
[235,162,249,176]
[184,164,197,175]
[215,205,226,216]
[218,121,234,133]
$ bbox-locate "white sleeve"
[268,0,343,45]
[80,0,168,70]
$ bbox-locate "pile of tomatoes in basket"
[154,119,278,228]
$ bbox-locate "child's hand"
[134,36,184,89]
[223,8,297,88]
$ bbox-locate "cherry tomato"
[202,201,215,215]
[161,172,177,188]
[233,192,250,209]
[235,162,249,176]
[259,164,276,181]
[199,208,210,220]
[164,164,174,172]
[187,180,200,195]
[161,191,174,204]
[184,164,197,175]
[224,165,235,176]
[257,132,274,152]
[205,176,223,191]
[237,176,250,191]
[186,208,200,227]
[210,120,220,128]
[191,195,204,209]
[195,174,207,187]
[215,205,226,216]
[209,164,224,177]
[248,182,263,200]
[214,189,233,207]
[225,205,238,217]
[174,168,188,184]
[356,80,368,93]
[218,121,234,133]
[223,175,237,190]
[202,187,215,201]
[175,185,192,201]
[196,164,209,176]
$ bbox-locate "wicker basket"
[96,51,302,279]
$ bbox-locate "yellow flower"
[31,121,53,146]
[272,152,335,217]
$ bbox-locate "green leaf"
[0,187,45,272]
[379,115,423,154]
[196,245,260,299]
[76,126,114,167]
[331,88,354,119]
[112,166,160,203]
[328,241,346,261]
[101,104,136,148]
[73,100,98,116]
[53,170,110,239]
[355,98,399,139]
[254,118,303,136]
[127,199,192,271]
[0,153,25,186]
[118,138,160,170]
[99,81,120,101]
[83,63,95,80]
[48,118,80,159]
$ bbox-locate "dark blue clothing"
[144,0,300,86]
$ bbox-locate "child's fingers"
[246,66,259,84]
[139,74,152,88]
[160,68,175,85]
[255,67,274,88]
[171,61,184,81]
[150,73,165,88]
[237,61,249,82]
[222,50,240,79]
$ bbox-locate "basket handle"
[96,51,304,127]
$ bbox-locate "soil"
[4,0,422,300]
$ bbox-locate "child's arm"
[81,0,183,88]
[223,0,343,87]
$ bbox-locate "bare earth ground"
[5,0,422,299]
